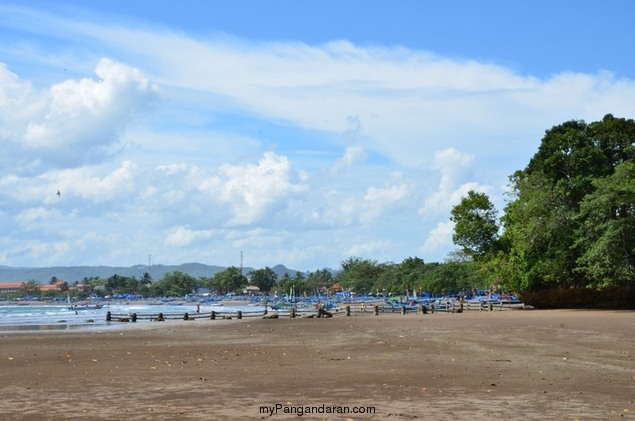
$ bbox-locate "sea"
[0,302,268,332]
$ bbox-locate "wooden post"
[131,313,137,322]
[374,305,379,316]
[210,311,216,320]
[106,311,111,322]
[488,302,494,311]
[430,304,435,314]
[401,306,406,315]
[289,308,296,318]
[183,312,189,320]
[345,305,351,316]
[157,312,164,322]
[237,310,243,319]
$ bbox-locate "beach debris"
[263,312,279,319]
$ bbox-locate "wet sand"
[1,310,633,420]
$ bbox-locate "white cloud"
[164,226,215,247]
[15,206,63,230]
[332,145,367,172]
[200,152,309,225]
[419,148,491,217]
[360,183,408,223]
[348,240,394,259]
[64,160,138,202]
[421,221,455,254]
[1,58,157,173]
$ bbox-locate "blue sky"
[1,1,634,271]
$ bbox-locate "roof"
[0,282,24,289]
[0,282,63,291]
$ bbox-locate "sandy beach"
[1,309,633,420]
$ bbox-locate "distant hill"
[0,263,308,283]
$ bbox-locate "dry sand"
[1,309,633,420]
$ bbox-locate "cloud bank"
[1,6,634,270]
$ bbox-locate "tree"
[20,280,41,297]
[277,272,309,297]
[249,267,278,293]
[501,171,581,290]
[209,266,246,294]
[451,190,499,257]
[376,257,429,294]
[575,161,635,288]
[418,260,480,294]
[335,257,385,294]
[153,271,200,297]
[140,272,153,287]
[501,114,635,290]
[105,274,142,295]
[305,269,333,294]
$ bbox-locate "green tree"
[137,272,153,296]
[277,272,309,297]
[375,257,429,295]
[450,190,499,258]
[305,269,333,294]
[105,274,142,295]
[153,271,200,297]
[20,280,41,297]
[575,161,635,288]
[501,171,580,290]
[209,266,246,294]
[249,267,278,293]
[335,257,385,294]
[418,260,480,294]
[501,114,635,290]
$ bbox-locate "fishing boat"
[67,294,104,311]
[68,302,104,311]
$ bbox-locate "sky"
[1,1,635,272]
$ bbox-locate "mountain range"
[0,263,304,283]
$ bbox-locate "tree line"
[10,257,486,299]
[451,114,635,291]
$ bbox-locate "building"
[0,282,23,293]
[0,281,65,294]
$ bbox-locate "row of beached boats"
[64,292,522,312]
